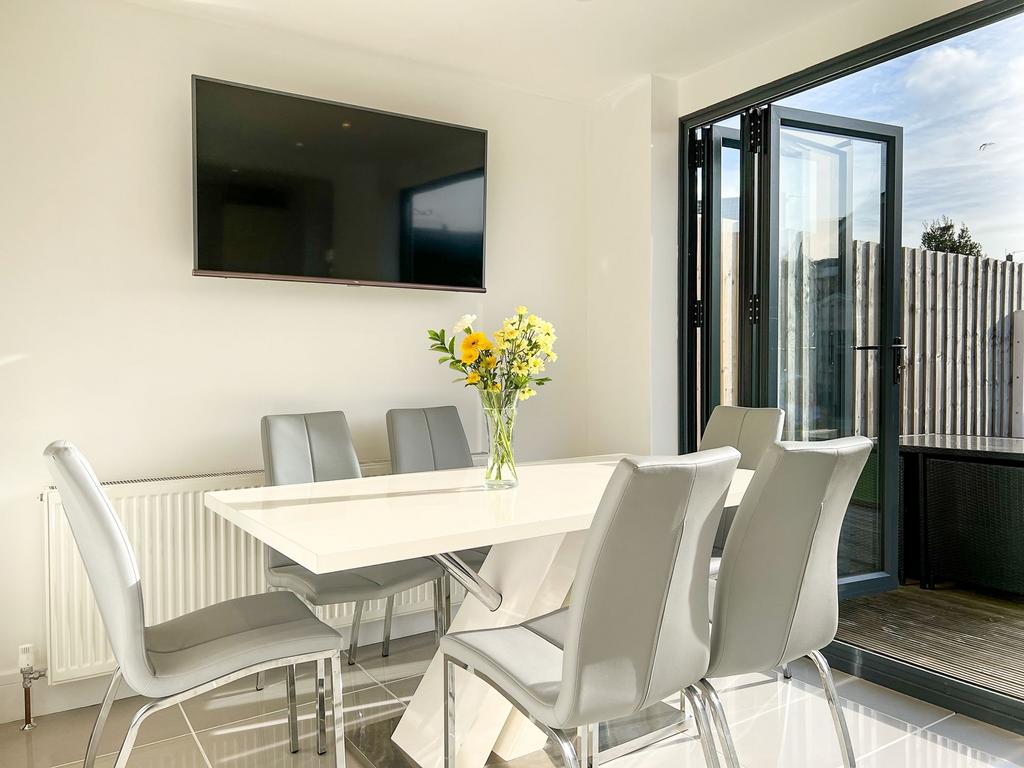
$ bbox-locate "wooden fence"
[778,240,1024,439]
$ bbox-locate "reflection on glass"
[775,125,886,577]
[719,142,740,406]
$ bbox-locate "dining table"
[205,455,754,768]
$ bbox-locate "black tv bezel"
[191,75,488,293]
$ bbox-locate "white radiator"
[42,463,438,684]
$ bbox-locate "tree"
[921,216,984,258]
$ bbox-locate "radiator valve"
[19,645,46,731]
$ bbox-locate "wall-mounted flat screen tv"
[193,77,487,292]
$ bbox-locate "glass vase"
[480,388,519,489]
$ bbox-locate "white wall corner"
[649,75,681,455]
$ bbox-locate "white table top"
[205,457,754,575]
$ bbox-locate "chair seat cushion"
[142,591,341,699]
[267,558,443,605]
[521,607,569,650]
[441,623,566,727]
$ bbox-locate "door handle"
[892,337,907,384]
[851,339,907,384]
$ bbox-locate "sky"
[715,13,1024,258]
[778,12,1024,258]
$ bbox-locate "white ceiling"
[134,0,867,102]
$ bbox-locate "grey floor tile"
[0,694,189,768]
[181,664,376,733]
[355,634,437,688]
[195,686,405,768]
[924,715,1024,766]
[61,734,208,768]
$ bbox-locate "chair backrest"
[43,441,154,693]
[260,411,362,568]
[707,437,872,678]
[556,448,740,726]
[386,406,473,474]
[700,406,785,470]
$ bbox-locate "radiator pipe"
[20,665,47,731]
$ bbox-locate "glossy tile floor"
[4,631,1024,768]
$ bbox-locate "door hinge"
[747,109,764,154]
[747,293,761,325]
[692,299,705,328]
[691,137,705,169]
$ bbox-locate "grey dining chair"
[698,437,873,768]
[441,448,743,768]
[702,406,785,614]
[261,411,445,668]
[44,441,348,768]
[386,405,490,573]
[700,405,785,469]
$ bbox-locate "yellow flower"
[515,305,528,315]
[461,331,493,357]
[512,361,529,376]
[466,372,481,385]
[547,351,558,363]
[518,387,536,401]
[460,348,480,365]
[489,382,501,392]
[527,314,540,327]
[482,355,498,370]
[528,358,545,373]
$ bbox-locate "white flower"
[451,314,477,335]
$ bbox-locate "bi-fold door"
[686,105,904,597]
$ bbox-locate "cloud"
[778,13,1024,257]
[904,46,986,96]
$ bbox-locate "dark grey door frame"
[677,0,1024,732]
[678,0,1024,451]
[761,105,904,599]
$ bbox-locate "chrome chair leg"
[546,726,581,768]
[576,723,599,768]
[347,601,364,665]
[808,650,856,768]
[286,665,299,753]
[112,700,160,768]
[782,663,792,680]
[316,658,328,755]
[696,680,740,768]
[684,686,723,768]
[382,595,395,657]
[433,578,447,641]
[444,573,453,629]
[577,724,589,768]
[84,667,122,768]
[330,651,347,768]
[443,656,457,768]
[255,670,265,691]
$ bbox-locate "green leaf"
[448,339,455,354]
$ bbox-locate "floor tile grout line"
[179,703,215,768]
[831,712,958,767]
[47,730,199,768]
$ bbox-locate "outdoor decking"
[837,586,1024,699]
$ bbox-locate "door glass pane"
[719,140,741,407]
[775,125,886,577]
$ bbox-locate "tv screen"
[193,77,487,291]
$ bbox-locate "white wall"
[676,0,977,116]
[583,74,679,456]
[0,0,590,720]
[584,78,654,454]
